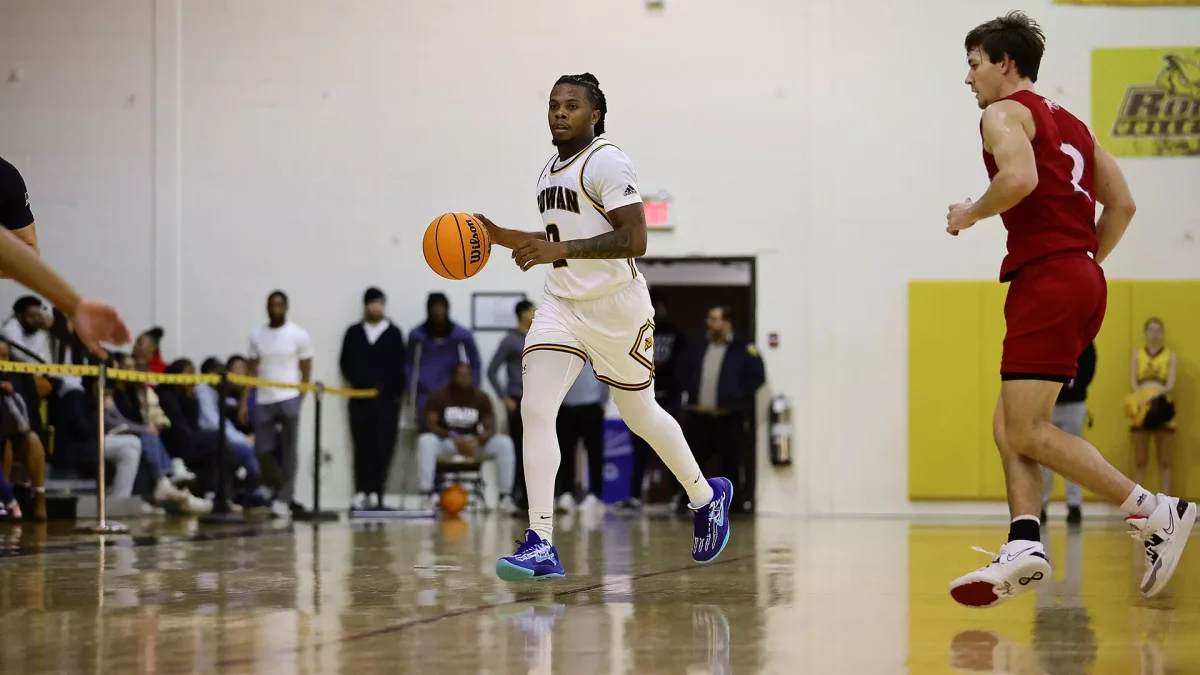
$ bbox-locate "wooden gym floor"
[1,512,1198,674]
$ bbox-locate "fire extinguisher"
[768,394,793,467]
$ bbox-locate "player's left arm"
[949,101,1038,233]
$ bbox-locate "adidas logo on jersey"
[623,185,637,197]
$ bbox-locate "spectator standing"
[555,360,609,514]
[1041,341,1096,524]
[339,287,407,510]
[416,363,516,512]
[241,291,314,518]
[408,292,480,415]
[678,306,765,513]
[487,299,534,508]
[623,291,687,509]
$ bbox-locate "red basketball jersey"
[981,90,1098,282]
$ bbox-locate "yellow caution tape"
[0,360,99,376]
[0,360,376,399]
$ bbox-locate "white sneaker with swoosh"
[1127,494,1196,598]
[949,540,1050,608]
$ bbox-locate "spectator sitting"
[408,292,481,414]
[0,295,51,364]
[133,327,168,374]
[196,357,270,507]
[102,370,207,513]
[0,340,47,520]
[225,355,253,435]
[156,359,223,501]
[0,296,50,439]
[51,378,142,501]
[120,352,194,482]
[416,362,516,512]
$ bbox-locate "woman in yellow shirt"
[1130,318,1177,493]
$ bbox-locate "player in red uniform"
[945,12,1194,608]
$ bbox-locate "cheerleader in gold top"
[1130,318,1178,493]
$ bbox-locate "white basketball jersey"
[536,137,642,300]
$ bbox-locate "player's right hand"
[473,213,501,245]
[70,298,131,359]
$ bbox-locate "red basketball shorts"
[1001,253,1107,383]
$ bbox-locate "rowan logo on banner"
[1092,47,1200,157]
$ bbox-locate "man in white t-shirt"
[241,290,314,517]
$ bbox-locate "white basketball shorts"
[524,277,655,390]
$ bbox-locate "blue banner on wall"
[602,418,634,504]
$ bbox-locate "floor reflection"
[0,514,1198,673]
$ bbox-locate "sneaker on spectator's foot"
[496,529,566,582]
[271,501,290,519]
[1067,505,1082,525]
[140,502,167,515]
[170,458,196,484]
[497,494,519,515]
[184,495,213,515]
[580,494,605,515]
[691,478,733,563]
[289,501,311,517]
[619,497,644,511]
[949,541,1050,608]
[556,493,577,514]
[154,477,190,504]
[1128,494,1197,597]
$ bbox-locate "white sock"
[1012,514,1040,524]
[519,349,586,548]
[529,509,554,543]
[1121,485,1158,518]
[610,388,714,506]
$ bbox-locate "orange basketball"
[423,212,491,280]
[439,484,468,516]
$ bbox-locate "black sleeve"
[338,326,355,385]
[0,159,34,231]
[392,327,408,397]
[1075,342,1097,390]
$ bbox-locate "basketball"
[439,484,468,516]
[423,212,491,280]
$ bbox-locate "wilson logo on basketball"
[1112,53,1200,141]
[467,220,483,265]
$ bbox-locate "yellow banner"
[1059,0,1200,4]
[1092,47,1200,157]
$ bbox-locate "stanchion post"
[295,382,337,522]
[201,372,244,524]
[76,362,128,535]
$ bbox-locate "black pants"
[685,410,748,505]
[556,403,605,499]
[348,395,401,496]
[508,398,526,506]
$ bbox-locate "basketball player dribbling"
[474,73,732,581]
[946,12,1194,608]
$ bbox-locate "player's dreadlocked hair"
[964,11,1046,82]
[556,72,607,135]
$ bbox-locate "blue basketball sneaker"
[496,529,566,582]
[691,477,733,563]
